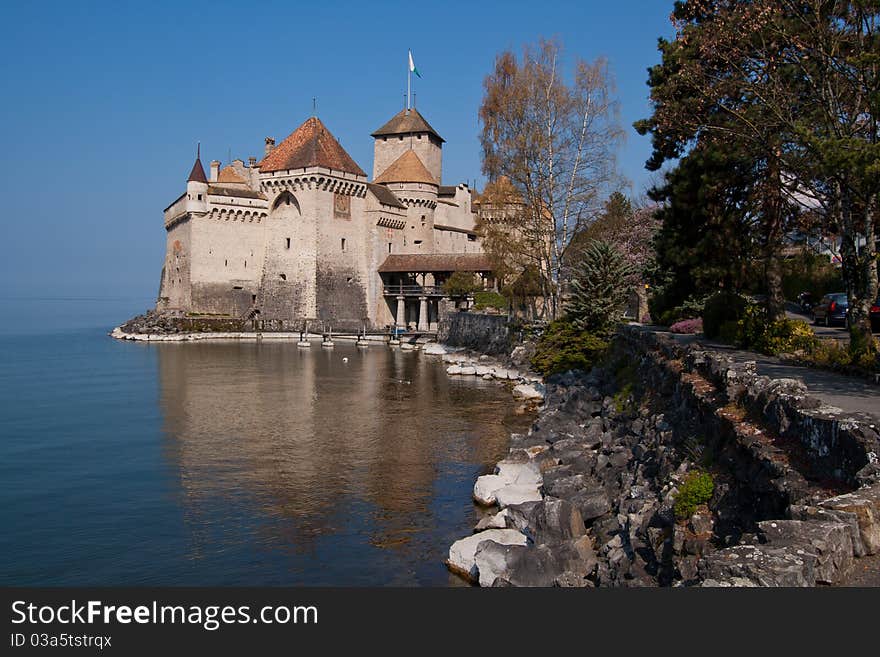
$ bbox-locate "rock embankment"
[447,326,880,587]
[437,347,546,398]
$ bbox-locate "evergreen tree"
[647,143,761,319]
[566,240,636,335]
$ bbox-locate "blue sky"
[0,0,673,300]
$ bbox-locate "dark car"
[797,291,815,313]
[812,293,849,327]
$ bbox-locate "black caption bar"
[1,587,874,654]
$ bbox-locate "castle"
[158,107,493,332]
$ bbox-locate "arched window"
[272,191,301,214]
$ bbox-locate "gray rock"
[504,497,586,546]
[698,544,816,587]
[757,519,854,585]
[568,487,612,522]
[818,485,880,555]
[788,504,866,557]
[546,474,591,499]
[475,536,596,587]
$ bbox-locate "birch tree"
[479,39,624,319]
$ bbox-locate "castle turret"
[185,146,208,214]
[371,108,443,184]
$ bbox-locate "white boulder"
[494,484,543,508]
[496,460,543,487]
[446,365,462,375]
[473,475,508,505]
[512,383,546,401]
[447,529,528,582]
[423,343,447,355]
[460,366,477,376]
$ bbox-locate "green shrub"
[473,290,508,312]
[721,305,818,355]
[530,319,609,376]
[754,319,817,356]
[674,471,715,520]
[854,349,879,373]
[702,292,749,339]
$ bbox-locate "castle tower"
[157,147,209,312]
[371,108,443,183]
[374,149,438,253]
[256,116,370,329]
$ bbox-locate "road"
[662,330,880,419]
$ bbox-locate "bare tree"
[479,38,624,319]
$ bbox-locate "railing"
[383,285,446,296]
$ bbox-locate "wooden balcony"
[383,285,446,297]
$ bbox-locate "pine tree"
[567,240,636,335]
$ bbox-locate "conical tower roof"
[371,108,444,143]
[373,150,437,185]
[187,149,208,183]
[258,116,366,176]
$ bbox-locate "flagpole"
[407,49,411,111]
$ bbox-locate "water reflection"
[156,342,531,585]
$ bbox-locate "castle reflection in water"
[155,341,530,585]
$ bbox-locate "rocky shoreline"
[445,326,880,587]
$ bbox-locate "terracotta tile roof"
[373,150,437,185]
[366,182,406,209]
[188,157,208,183]
[378,253,492,273]
[217,165,246,184]
[371,108,444,143]
[258,116,366,176]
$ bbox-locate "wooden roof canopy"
[378,253,492,273]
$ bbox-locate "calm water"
[0,299,530,586]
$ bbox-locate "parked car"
[812,293,849,327]
[797,291,815,314]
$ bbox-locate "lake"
[0,299,530,585]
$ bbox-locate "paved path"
[785,305,850,341]
[660,331,880,419]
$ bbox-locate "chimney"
[248,156,257,167]
[209,160,220,182]
[265,137,276,157]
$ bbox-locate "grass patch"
[674,471,715,520]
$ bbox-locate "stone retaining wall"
[617,326,880,487]
[447,324,880,587]
[437,311,511,355]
